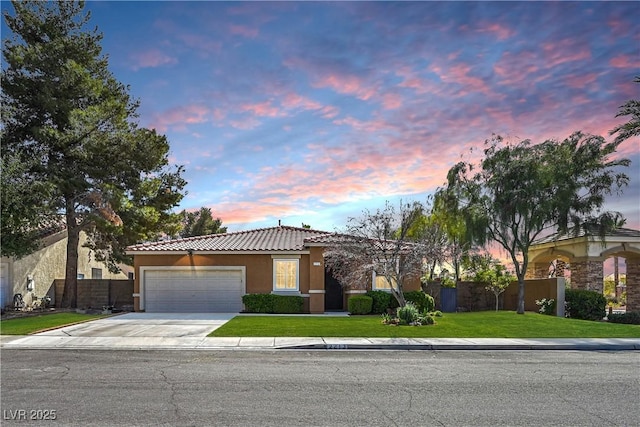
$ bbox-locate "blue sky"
[2,1,639,233]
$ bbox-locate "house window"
[77,273,85,280]
[91,268,102,279]
[373,272,395,291]
[273,259,299,291]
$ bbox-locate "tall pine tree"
[1,1,186,307]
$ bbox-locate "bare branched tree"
[324,201,447,307]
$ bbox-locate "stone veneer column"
[625,258,640,312]
[555,260,567,278]
[570,260,603,292]
[525,262,550,279]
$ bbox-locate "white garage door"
[143,268,244,313]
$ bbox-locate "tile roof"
[532,227,640,245]
[126,226,334,252]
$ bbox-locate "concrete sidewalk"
[2,335,639,351]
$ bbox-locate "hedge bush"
[348,295,373,315]
[272,294,304,314]
[366,290,393,314]
[565,289,606,321]
[607,311,640,325]
[404,291,435,313]
[242,294,303,314]
[242,294,273,313]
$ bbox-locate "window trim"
[372,271,395,291]
[273,258,300,292]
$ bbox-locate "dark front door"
[324,269,344,311]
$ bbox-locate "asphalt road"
[1,349,638,426]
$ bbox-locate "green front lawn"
[209,311,640,338]
[0,313,108,335]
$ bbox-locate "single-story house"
[1,224,131,310]
[125,225,421,313]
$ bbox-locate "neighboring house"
[125,225,421,314]
[0,224,131,310]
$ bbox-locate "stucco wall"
[132,252,318,311]
[1,231,128,309]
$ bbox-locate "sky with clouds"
[3,1,639,234]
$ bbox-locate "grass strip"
[209,311,640,338]
[0,313,109,335]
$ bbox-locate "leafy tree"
[473,259,514,312]
[1,1,186,306]
[443,132,629,314]
[431,191,474,281]
[610,76,639,145]
[178,207,227,238]
[324,200,446,307]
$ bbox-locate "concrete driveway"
[35,313,236,338]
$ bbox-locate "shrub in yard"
[535,298,556,315]
[607,311,640,325]
[417,313,435,325]
[565,289,606,321]
[397,302,420,325]
[242,294,303,313]
[404,291,435,313]
[348,295,373,315]
[366,290,393,314]
[272,295,304,314]
[242,294,273,313]
[430,310,443,317]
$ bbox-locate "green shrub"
[272,294,304,314]
[348,295,373,315]
[242,294,303,314]
[404,291,435,313]
[417,313,435,325]
[535,298,556,315]
[242,294,274,313]
[565,289,606,321]
[430,310,443,317]
[366,290,393,314]
[397,302,420,325]
[607,311,640,325]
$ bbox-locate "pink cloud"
[281,93,323,111]
[332,116,390,133]
[241,101,283,117]
[432,62,492,95]
[130,49,177,71]
[610,54,639,69]
[148,104,210,132]
[564,73,598,89]
[476,22,515,41]
[381,93,402,110]
[229,117,261,130]
[541,39,591,68]
[313,73,377,101]
[229,24,259,38]
[320,105,340,119]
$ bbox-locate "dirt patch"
[1,308,75,321]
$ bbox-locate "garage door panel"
[144,269,243,313]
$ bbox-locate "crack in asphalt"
[158,369,179,419]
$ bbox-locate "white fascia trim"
[138,265,246,311]
[127,250,311,256]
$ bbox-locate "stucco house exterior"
[1,225,130,310]
[125,225,421,313]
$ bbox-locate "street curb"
[276,343,640,351]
